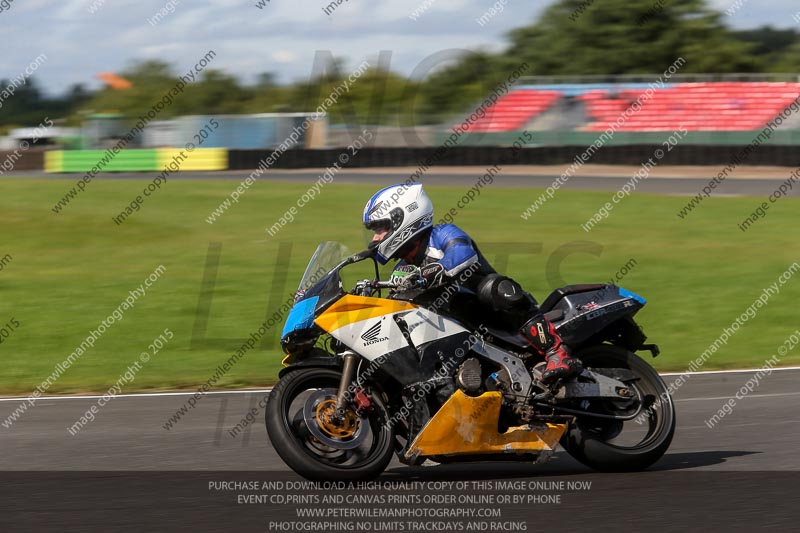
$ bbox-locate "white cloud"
[271,50,298,64]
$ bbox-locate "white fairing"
[328,308,468,361]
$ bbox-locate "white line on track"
[661,365,800,376]
[1,366,799,402]
[0,389,272,402]
[676,391,800,402]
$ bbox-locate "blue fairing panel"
[281,296,319,339]
[619,287,646,305]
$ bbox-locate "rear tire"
[266,367,395,481]
[560,345,675,472]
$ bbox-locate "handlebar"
[351,279,401,297]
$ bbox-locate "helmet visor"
[364,219,391,231]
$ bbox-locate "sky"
[0,0,798,97]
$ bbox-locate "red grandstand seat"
[581,82,800,132]
[454,89,564,132]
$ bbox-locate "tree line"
[1,0,799,132]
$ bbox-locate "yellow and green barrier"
[158,148,227,171]
[44,148,228,173]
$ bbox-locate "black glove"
[419,262,445,288]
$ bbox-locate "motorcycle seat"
[539,284,608,313]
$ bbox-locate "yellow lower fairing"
[404,390,567,459]
[315,294,417,333]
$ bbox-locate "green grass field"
[0,176,798,394]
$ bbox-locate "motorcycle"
[266,241,675,481]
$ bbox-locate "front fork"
[334,350,359,419]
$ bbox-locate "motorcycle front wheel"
[265,367,395,481]
[560,345,676,472]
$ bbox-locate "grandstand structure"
[463,75,800,135]
[469,89,563,132]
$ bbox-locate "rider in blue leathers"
[362,183,579,385]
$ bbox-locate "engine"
[455,357,515,396]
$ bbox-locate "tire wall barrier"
[227,144,800,169]
[34,144,800,172]
[158,148,227,171]
[0,149,44,172]
[43,149,228,172]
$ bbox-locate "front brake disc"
[302,388,370,450]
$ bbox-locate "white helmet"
[362,183,434,264]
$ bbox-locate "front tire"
[560,345,676,472]
[266,367,395,481]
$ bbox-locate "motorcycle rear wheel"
[560,345,675,471]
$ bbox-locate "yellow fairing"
[315,294,416,333]
[404,390,567,459]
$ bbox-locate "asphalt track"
[2,368,799,531]
[3,368,799,471]
[4,168,799,530]
[8,168,800,197]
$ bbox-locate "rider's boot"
[520,315,581,385]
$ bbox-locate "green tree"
[36,0,799,131]
[340,66,417,125]
[504,0,761,75]
[180,70,252,115]
[0,77,58,128]
[414,51,504,123]
[774,41,800,73]
[733,27,796,60]
[86,60,182,119]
